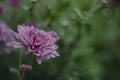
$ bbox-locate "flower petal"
[36,56,42,64]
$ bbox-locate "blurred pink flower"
[0,21,14,53]
[107,0,120,6]
[0,4,4,14]
[20,64,32,72]
[12,25,60,64]
[9,0,20,7]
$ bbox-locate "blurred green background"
[0,0,120,80]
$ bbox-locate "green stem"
[19,49,24,67]
[20,73,25,80]
[27,53,34,65]
[29,54,34,65]
[18,49,24,80]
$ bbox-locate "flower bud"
[20,64,32,72]
[25,21,38,28]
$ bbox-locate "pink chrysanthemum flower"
[12,25,60,64]
[0,21,14,53]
